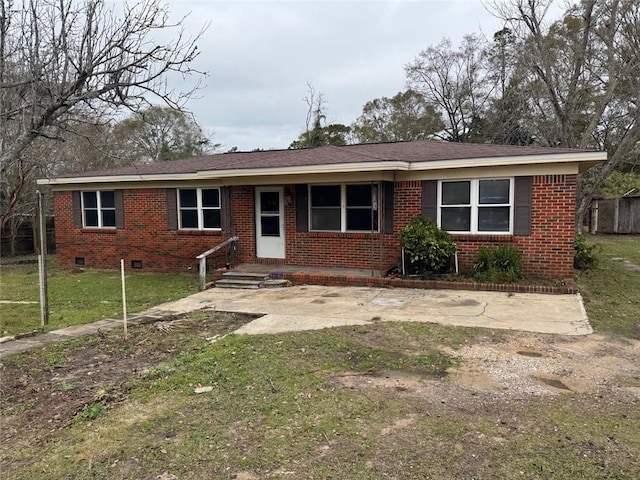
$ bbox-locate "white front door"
[255,187,285,259]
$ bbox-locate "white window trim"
[308,183,379,233]
[81,190,116,229]
[437,178,514,234]
[177,187,222,230]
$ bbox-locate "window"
[439,179,512,234]
[259,190,281,236]
[310,185,341,231]
[178,188,221,230]
[82,191,116,228]
[310,183,378,232]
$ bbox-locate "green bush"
[400,216,456,275]
[473,244,523,283]
[574,235,599,270]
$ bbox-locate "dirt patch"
[328,332,640,404]
[622,258,640,273]
[332,369,431,395]
[610,255,640,273]
[0,311,253,457]
[446,333,640,399]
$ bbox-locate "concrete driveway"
[157,285,592,336]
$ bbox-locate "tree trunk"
[9,215,18,256]
[576,195,591,234]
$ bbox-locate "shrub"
[474,244,523,283]
[574,235,599,270]
[400,216,456,275]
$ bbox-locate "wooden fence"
[590,196,640,234]
[0,216,56,256]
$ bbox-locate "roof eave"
[37,161,409,185]
[408,151,606,171]
[37,151,606,186]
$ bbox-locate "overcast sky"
[168,1,508,152]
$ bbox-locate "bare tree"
[405,35,494,142]
[298,83,327,148]
[490,0,640,230]
[290,83,351,149]
[0,0,206,231]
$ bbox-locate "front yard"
[2,316,639,479]
[1,235,639,479]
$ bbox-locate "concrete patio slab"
[0,285,592,360]
[154,285,592,336]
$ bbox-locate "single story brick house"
[38,140,604,279]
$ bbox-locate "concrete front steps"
[215,272,291,289]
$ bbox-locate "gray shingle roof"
[54,139,597,178]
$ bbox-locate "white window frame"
[309,183,379,233]
[437,178,514,234]
[177,187,222,230]
[81,191,116,229]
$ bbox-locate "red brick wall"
[230,185,256,261]
[53,175,577,278]
[393,181,423,233]
[237,185,398,272]
[450,175,577,278]
[519,174,576,277]
[53,189,229,272]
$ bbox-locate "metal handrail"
[196,236,238,290]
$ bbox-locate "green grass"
[576,234,640,337]
[0,257,199,335]
[3,322,638,480]
[2,237,640,479]
[586,233,640,264]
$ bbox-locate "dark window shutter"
[383,181,394,234]
[72,191,82,228]
[114,190,125,229]
[166,188,178,230]
[295,184,308,232]
[514,176,532,235]
[220,187,232,232]
[421,180,437,221]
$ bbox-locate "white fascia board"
[37,172,200,185]
[195,161,408,178]
[38,161,408,185]
[398,162,579,181]
[407,151,606,171]
[37,152,605,186]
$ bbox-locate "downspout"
[227,185,237,267]
[371,180,375,278]
[378,180,383,277]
